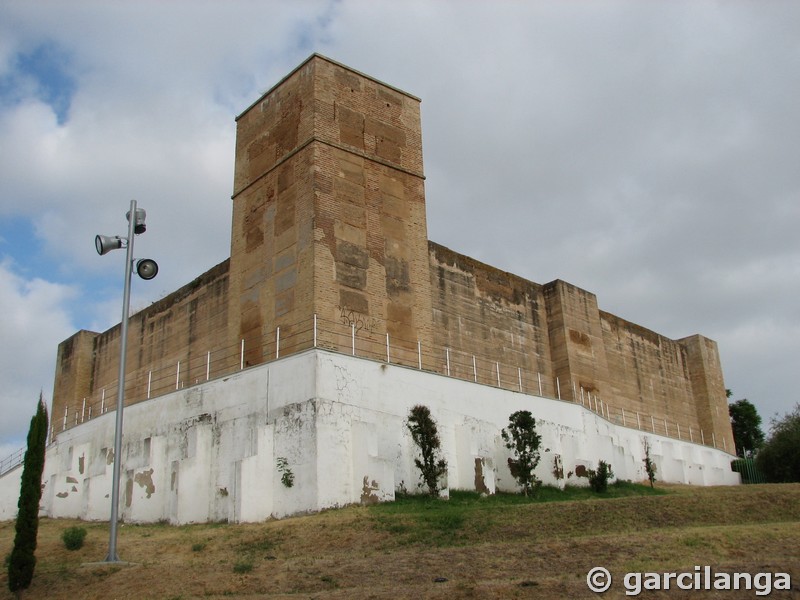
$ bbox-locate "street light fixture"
[95,199,158,563]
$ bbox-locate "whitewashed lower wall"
[0,349,739,523]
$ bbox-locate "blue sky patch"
[0,41,76,124]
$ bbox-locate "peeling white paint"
[0,349,739,523]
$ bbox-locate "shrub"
[588,460,614,493]
[501,410,542,496]
[62,527,87,551]
[643,439,657,488]
[406,405,448,496]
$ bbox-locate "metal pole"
[276,326,280,359]
[106,199,137,563]
[418,341,422,370]
[313,314,317,348]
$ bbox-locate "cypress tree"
[8,395,49,598]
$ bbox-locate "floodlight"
[136,258,159,280]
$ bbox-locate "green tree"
[501,410,541,496]
[406,405,447,496]
[729,398,765,457]
[8,395,49,598]
[756,403,800,483]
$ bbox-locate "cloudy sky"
[1,0,798,458]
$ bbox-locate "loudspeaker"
[136,258,159,280]
[95,235,123,255]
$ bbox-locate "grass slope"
[1,483,798,599]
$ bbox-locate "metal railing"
[50,313,728,453]
[0,446,25,477]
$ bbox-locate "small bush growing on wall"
[588,460,614,493]
[501,410,542,496]
[406,405,448,496]
[276,457,294,488]
[61,527,87,551]
[643,439,657,488]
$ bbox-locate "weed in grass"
[320,574,338,588]
[237,534,276,555]
[233,560,253,574]
[682,534,704,548]
[192,542,206,552]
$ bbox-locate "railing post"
[676,422,681,440]
[651,415,656,433]
[63,406,67,431]
[81,398,86,423]
[690,426,694,443]
[518,367,522,392]
[446,348,451,376]
[712,432,716,448]
[176,361,181,390]
[101,389,105,414]
[621,407,626,427]
[496,362,500,387]
[147,371,152,399]
[240,339,245,370]
[472,356,477,382]
[206,351,210,381]
[386,333,390,364]
[664,418,668,437]
[351,324,355,356]
[556,377,561,400]
[276,326,281,359]
[637,412,641,430]
[537,372,542,396]
[313,314,317,348]
[418,341,422,370]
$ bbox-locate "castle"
[0,55,737,523]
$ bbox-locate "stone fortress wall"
[51,54,735,456]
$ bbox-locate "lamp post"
[95,199,158,562]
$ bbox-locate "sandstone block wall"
[51,54,735,456]
[51,260,230,429]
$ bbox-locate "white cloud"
[0,259,76,446]
[0,0,798,453]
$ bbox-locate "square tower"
[229,54,434,367]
